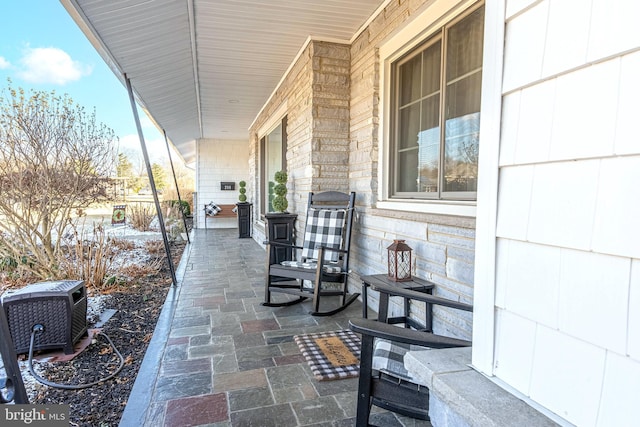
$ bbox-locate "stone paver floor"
[120,228,431,427]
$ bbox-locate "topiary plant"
[238,180,247,203]
[271,170,288,213]
[268,181,275,211]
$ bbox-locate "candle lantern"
[387,239,412,282]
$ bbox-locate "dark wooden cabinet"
[264,212,296,264]
[236,203,252,238]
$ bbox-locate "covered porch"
[121,228,427,427]
[58,0,640,425]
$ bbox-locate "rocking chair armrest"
[372,282,473,312]
[264,241,304,250]
[349,318,471,349]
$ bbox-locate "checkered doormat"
[294,330,361,381]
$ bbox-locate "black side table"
[361,274,435,330]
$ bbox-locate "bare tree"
[0,82,117,280]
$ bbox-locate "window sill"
[376,200,476,218]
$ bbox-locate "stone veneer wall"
[248,39,313,240]
[249,1,475,340]
[249,40,351,241]
[348,0,475,340]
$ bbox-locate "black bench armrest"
[349,318,471,349]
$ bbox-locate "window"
[390,5,484,201]
[260,117,287,216]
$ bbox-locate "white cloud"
[0,56,10,69]
[17,47,92,85]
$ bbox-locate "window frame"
[259,116,287,218]
[378,0,484,217]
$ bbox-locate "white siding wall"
[492,0,640,425]
[196,138,249,229]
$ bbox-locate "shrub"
[175,200,191,216]
[59,221,117,292]
[129,203,155,231]
[0,82,117,279]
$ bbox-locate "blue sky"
[0,1,167,165]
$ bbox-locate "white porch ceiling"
[61,0,386,164]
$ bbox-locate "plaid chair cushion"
[301,208,346,262]
[205,202,222,216]
[372,339,429,387]
[280,260,343,274]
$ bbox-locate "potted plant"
[238,180,247,203]
[236,180,251,238]
[265,170,295,262]
[271,170,288,213]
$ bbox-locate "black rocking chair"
[263,191,359,316]
[349,283,473,426]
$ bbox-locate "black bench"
[203,203,236,229]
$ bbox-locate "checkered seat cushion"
[205,202,221,216]
[302,208,346,262]
[280,208,346,273]
[372,339,430,387]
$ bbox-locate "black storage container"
[264,212,297,264]
[236,202,252,238]
[1,280,87,354]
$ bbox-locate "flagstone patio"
[119,228,431,427]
